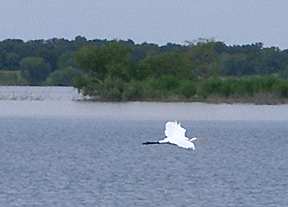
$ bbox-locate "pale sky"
[0,0,288,48]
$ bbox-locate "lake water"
[0,87,287,206]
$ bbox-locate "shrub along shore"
[76,76,288,104]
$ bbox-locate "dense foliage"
[1,37,288,102]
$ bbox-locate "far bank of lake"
[0,86,288,120]
[1,85,288,105]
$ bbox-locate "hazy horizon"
[1,0,288,48]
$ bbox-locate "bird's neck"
[142,141,160,145]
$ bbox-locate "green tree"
[74,42,133,96]
[280,65,288,79]
[75,42,132,80]
[4,52,20,70]
[20,57,51,85]
[178,80,197,98]
[45,66,81,86]
[57,52,76,69]
[139,52,192,80]
[185,41,220,78]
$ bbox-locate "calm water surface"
[0,87,287,206]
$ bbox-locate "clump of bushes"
[78,76,288,101]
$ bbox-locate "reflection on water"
[0,86,82,101]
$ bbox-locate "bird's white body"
[159,121,197,150]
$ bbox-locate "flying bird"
[143,121,197,150]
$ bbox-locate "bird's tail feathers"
[190,137,197,142]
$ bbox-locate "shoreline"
[1,85,288,105]
[76,97,288,105]
[2,98,288,106]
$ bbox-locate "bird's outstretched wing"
[165,121,186,139]
[157,121,196,150]
[173,139,195,150]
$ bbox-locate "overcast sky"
[0,0,288,48]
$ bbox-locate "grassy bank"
[76,76,288,104]
[82,96,288,105]
[0,70,27,85]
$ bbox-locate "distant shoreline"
[77,96,288,105]
[1,85,288,105]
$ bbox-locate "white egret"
[143,121,197,150]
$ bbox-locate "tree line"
[1,37,288,102]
